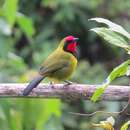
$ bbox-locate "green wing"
[39,60,69,75]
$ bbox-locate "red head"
[63,35,79,57]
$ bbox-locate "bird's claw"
[64,80,73,85]
[63,80,76,89]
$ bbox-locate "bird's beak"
[74,38,79,42]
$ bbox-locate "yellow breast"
[47,49,77,82]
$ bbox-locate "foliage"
[90,18,130,101]
[0,99,61,130]
[93,117,130,130]
[0,0,130,130]
[91,59,130,101]
[90,18,130,39]
[92,116,115,130]
[121,120,130,130]
[3,0,18,26]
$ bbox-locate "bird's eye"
[67,40,73,43]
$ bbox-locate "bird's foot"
[63,80,76,89]
[64,80,73,85]
[48,81,55,88]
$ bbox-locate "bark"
[0,83,129,101]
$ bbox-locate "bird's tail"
[23,75,45,96]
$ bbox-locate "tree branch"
[0,83,129,101]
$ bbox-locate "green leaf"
[16,13,35,38]
[43,99,61,117]
[91,59,130,102]
[89,17,130,39]
[9,110,22,130]
[90,27,130,50]
[36,99,61,130]
[0,19,12,35]
[91,85,107,102]
[107,59,130,82]
[0,36,13,58]
[3,0,18,26]
[121,120,130,130]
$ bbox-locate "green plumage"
[23,36,78,96]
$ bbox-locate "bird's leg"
[64,80,73,85]
[62,80,75,89]
[48,81,55,88]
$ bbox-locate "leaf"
[3,0,18,26]
[106,116,115,126]
[36,99,61,130]
[107,60,130,82]
[91,59,130,102]
[90,27,130,50]
[92,116,115,130]
[106,117,115,126]
[91,85,107,102]
[121,121,130,130]
[16,13,35,38]
[43,99,61,117]
[0,19,12,35]
[0,36,13,58]
[10,109,22,130]
[89,17,130,39]
[126,65,130,76]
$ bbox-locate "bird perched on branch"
[23,35,79,96]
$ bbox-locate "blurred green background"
[0,0,130,130]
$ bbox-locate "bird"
[23,35,79,96]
